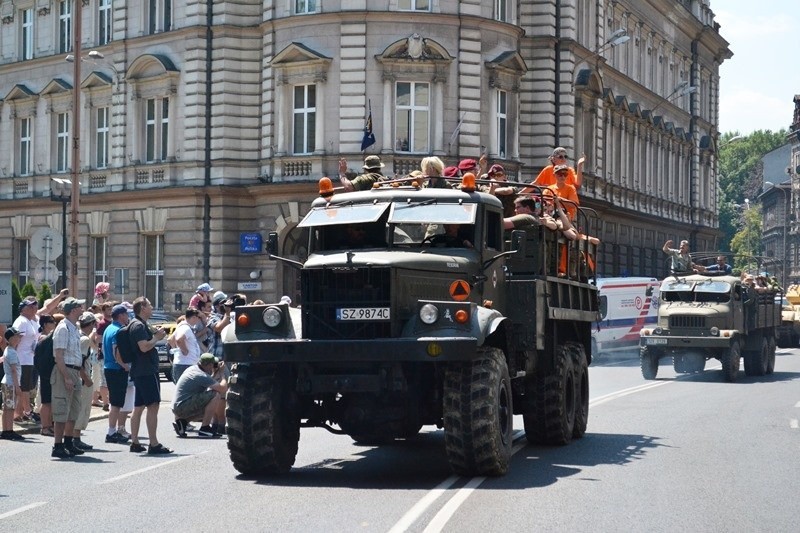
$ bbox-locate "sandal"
[41,427,55,437]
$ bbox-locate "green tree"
[718,129,787,250]
[20,281,36,299]
[11,279,21,322]
[38,283,53,307]
[730,204,762,272]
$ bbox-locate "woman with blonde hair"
[420,156,448,189]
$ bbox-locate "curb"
[14,406,109,436]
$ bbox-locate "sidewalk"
[13,404,109,435]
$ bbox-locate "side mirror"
[266,232,278,257]
[510,230,526,256]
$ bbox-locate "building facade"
[0,0,731,312]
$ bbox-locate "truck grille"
[302,267,392,339]
[669,315,705,329]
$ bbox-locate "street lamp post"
[68,0,83,294]
[764,181,789,288]
[50,178,72,290]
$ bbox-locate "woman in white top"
[171,307,204,384]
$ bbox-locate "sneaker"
[65,444,85,456]
[185,423,197,431]
[73,438,93,451]
[212,423,226,436]
[0,430,26,441]
[52,445,73,459]
[105,432,121,444]
[102,404,110,412]
[198,425,219,438]
[28,412,41,423]
[172,420,187,438]
[147,443,173,455]
[117,429,131,439]
[129,442,146,453]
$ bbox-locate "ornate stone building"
[0,0,731,312]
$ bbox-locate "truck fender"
[401,301,503,346]
[222,304,302,344]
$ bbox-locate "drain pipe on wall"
[202,0,214,283]
[554,0,562,145]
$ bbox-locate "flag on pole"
[361,101,376,152]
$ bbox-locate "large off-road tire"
[443,347,513,476]
[571,344,589,440]
[524,343,576,445]
[721,340,741,383]
[640,346,658,380]
[766,336,776,374]
[744,338,768,377]
[226,364,300,475]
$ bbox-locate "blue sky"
[716,0,800,135]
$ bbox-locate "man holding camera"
[128,297,171,455]
[172,353,228,437]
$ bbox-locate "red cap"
[458,159,477,172]
[488,164,505,176]
[443,166,460,177]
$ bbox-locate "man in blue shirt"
[102,304,132,444]
[700,255,733,275]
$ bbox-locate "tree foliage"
[717,130,788,251]
[38,283,53,307]
[729,203,762,271]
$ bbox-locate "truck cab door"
[732,285,744,331]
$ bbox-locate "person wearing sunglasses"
[523,147,585,191]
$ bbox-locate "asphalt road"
[1,349,798,532]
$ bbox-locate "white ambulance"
[592,277,660,357]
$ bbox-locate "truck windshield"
[389,202,477,224]
[298,202,391,227]
[660,280,732,303]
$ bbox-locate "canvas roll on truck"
[592,277,659,358]
[221,175,600,477]
[639,272,780,382]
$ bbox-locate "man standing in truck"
[662,239,697,274]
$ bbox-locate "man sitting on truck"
[697,256,732,275]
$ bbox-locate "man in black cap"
[338,155,387,191]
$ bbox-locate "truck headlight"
[263,306,283,328]
[710,327,720,336]
[420,304,438,324]
[654,327,663,335]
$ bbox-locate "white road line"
[795,401,800,408]
[98,451,208,484]
[391,378,683,532]
[0,502,47,520]
[791,419,798,429]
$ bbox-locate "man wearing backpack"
[102,304,132,444]
[128,297,171,455]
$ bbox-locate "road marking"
[0,502,46,520]
[391,378,682,532]
[791,419,798,429]
[98,451,208,484]
[795,401,800,408]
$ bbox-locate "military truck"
[223,175,599,477]
[639,272,780,382]
[777,284,800,347]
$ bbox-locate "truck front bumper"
[640,335,733,350]
[224,337,480,364]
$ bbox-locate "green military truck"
[639,273,780,382]
[223,177,599,477]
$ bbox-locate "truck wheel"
[524,343,576,445]
[721,340,741,382]
[571,344,589,440]
[766,336,776,374]
[226,364,300,475]
[745,338,768,377]
[443,347,513,476]
[640,347,658,380]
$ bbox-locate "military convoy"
[639,270,780,382]
[222,175,599,477]
[777,284,800,348]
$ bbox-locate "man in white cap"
[190,283,214,309]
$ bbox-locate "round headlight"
[654,327,663,335]
[420,303,438,324]
[263,306,282,328]
[710,327,719,336]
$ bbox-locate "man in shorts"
[102,304,132,444]
[172,353,227,438]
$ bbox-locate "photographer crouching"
[172,353,228,438]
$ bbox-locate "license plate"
[646,338,668,345]
[336,307,390,321]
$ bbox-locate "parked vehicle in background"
[777,284,800,347]
[592,277,659,358]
